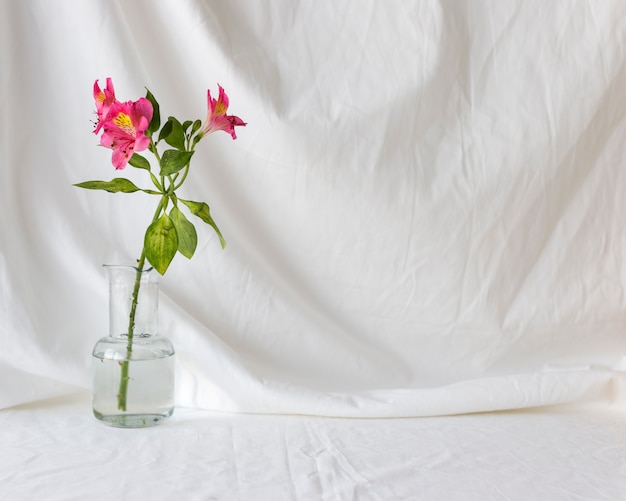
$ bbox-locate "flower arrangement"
[76,78,246,411]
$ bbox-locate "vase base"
[93,409,174,428]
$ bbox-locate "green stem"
[172,163,191,192]
[173,143,195,192]
[116,196,167,412]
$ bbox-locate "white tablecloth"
[2,394,625,500]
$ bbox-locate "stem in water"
[116,196,167,411]
[116,252,147,411]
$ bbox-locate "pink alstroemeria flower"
[199,85,246,140]
[93,78,117,134]
[100,98,153,170]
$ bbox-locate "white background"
[2,0,626,417]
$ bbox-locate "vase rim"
[102,264,155,274]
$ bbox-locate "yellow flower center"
[215,101,227,116]
[112,112,135,135]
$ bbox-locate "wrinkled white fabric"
[1,0,626,416]
[2,394,626,501]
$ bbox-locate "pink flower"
[93,78,117,134]
[199,85,246,139]
[100,98,153,170]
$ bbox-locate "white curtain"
[2,0,626,416]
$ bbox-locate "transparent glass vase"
[92,265,175,428]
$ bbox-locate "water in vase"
[93,346,175,428]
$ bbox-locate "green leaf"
[190,119,202,136]
[157,119,173,143]
[182,120,193,133]
[179,199,227,248]
[128,153,151,171]
[163,116,186,150]
[145,88,160,136]
[144,213,178,275]
[170,206,197,259]
[73,178,140,193]
[160,150,194,176]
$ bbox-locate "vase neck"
[104,265,159,339]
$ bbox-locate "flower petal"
[199,84,246,139]
[98,97,152,169]
[93,78,117,134]
[111,144,134,170]
[130,97,153,133]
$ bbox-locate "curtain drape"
[2,0,626,416]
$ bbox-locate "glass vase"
[92,265,175,428]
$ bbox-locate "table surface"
[1,392,625,501]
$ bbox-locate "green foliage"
[180,199,226,248]
[163,117,186,150]
[128,153,151,170]
[160,150,194,176]
[144,214,178,275]
[157,120,173,143]
[190,119,202,136]
[145,88,161,136]
[73,179,140,193]
[170,206,197,259]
